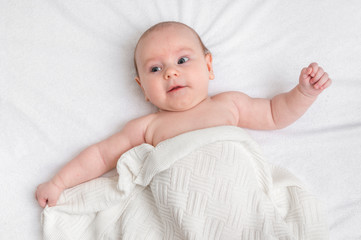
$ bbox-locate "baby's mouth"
[167,85,185,92]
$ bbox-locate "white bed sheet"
[1,0,360,239]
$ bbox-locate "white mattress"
[1,0,360,239]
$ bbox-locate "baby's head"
[134,22,210,77]
[134,21,214,112]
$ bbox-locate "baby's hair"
[134,21,210,77]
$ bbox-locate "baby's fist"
[299,62,332,97]
[35,180,63,208]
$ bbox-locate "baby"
[36,21,331,208]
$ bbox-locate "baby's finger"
[308,62,319,77]
[300,67,310,80]
[38,197,47,208]
[47,197,57,207]
[314,72,329,89]
[320,78,332,90]
[311,67,324,84]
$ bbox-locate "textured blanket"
[42,126,328,239]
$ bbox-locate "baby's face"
[135,24,214,112]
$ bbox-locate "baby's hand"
[298,62,332,97]
[35,180,64,208]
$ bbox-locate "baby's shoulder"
[120,113,158,145]
[211,91,249,104]
[125,113,157,129]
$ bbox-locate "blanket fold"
[42,126,328,240]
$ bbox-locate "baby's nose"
[164,67,179,80]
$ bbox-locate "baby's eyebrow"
[177,47,195,55]
[141,57,160,70]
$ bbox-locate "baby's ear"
[135,76,142,87]
[135,77,150,101]
[205,53,215,80]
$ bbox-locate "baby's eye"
[178,57,189,64]
[151,66,162,72]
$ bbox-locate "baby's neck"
[157,96,211,113]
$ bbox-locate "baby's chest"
[148,107,237,146]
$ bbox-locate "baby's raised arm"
[35,117,149,208]
[232,62,331,129]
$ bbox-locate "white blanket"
[42,126,328,239]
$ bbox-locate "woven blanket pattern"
[42,126,328,239]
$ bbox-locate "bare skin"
[36,22,331,208]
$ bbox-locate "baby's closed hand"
[299,62,332,97]
[35,180,64,208]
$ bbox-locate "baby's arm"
[233,63,331,129]
[35,117,150,208]
[268,63,331,128]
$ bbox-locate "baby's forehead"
[136,24,201,53]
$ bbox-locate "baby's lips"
[167,85,185,92]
